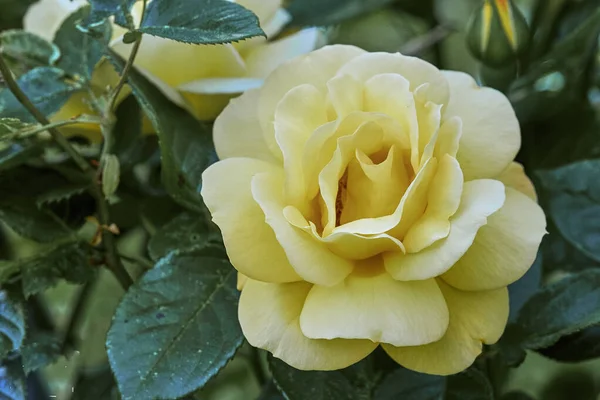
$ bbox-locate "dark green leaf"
[107,246,243,400]
[0,239,95,297]
[148,212,220,261]
[0,30,60,71]
[111,95,143,170]
[0,291,25,359]
[0,202,71,243]
[140,196,185,233]
[137,0,265,44]
[536,160,600,262]
[508,252,542,322]
[501,392,535,400]
[541,222,600,273]
[269,356,383,400]
[287,0,395,26]
[20,331,61,373]
[374,367,444,400]
[515,269,600,349]
[257,381,285,400]
[53,6,112,80]
[36,182,91,207]
[538,325,600,363]
[0,360,25,400]
[81,0,137,31]
[109,50,215,213]
[72,367,120,400]
[0,67,81,122]
[445,368,493,400]
[509,8,600,122]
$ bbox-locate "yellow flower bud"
[467,0,530,67]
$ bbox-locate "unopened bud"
[466,0,530,67]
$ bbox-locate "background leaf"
[0,291,25,359]
[138,0,265,44]
[286,0,396,26]
[20,331,62,373]
[0,360,25,400]
[0,30,60,76]
[107,246,243,400]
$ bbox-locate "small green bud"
[102,154,121,199]
[466,0,530,67]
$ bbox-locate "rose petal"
[443,71,520,180]
[384,179,506,281]
[496,162,538,201]
[239,279,377,370]
[201,158,301,283]
[251,172,355,286]
[213,89,280,163]
[442,187,547,291]
[24,0,87,41]
[299,263,449,346]
[383,280,508,376]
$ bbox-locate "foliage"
[0,0,599,399]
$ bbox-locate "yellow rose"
[201,45,546,375]
[23,0,321,139]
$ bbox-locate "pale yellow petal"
[383,280,508,376]
[434,117,462,159]
[336,52,450,106]
[213,88,279,163]
[299,264,449,346]
[274,84,328,208]
[23,0,86,41]
[403,154,463,253]
[443,187,547,291]
[201,159,301,283]
[327,74,364,120]
[384,179,506,281]
[239,279,376,370]
[443,71,520,180]
[251,172,354,286]
[258,45,366,158]
[496,162,538,202]
[245,28,320,78]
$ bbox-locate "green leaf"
[542,222,600,273]
[0,118,33,139]
[0,360,25,400]
[36,182,91,208]
[111,95,144,171]
[20,331,62,373]
[0,30,60,73]
[374,367,444,400]
[0,67,82,122]
[258,381,285,400]
[72,367,120,400]
[0,202,71,243]
[269,356,383,400]
[54,6,112,80]
[536,160,600,262]
[515,269,600,349]
[508,252,542,322]
[108,51,216,213]
[286,0,395,26]
[0,141,42,171]
[501,392,535,400]
[0,291,25,359]
[137,0,265,44]
[148,211,220,261]
[81,0,137,31]
[538,325,600,363]
[445,368,493,400]
[0,239,95,297]
[509,8,600,122]
[140,196,186,234]
[107,246,243,400]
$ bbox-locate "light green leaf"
[107,246,243,400]
[0,30,60,68]
[109,51,216,213]
[516,269,600,349]
[0,118,34,139]
[0,67,82,122]
[537,160,600,262]
[287,0,395,26]
[54,6,112,80]
[102,154,121,198]
[0,238,95,297]
[20,331,62,373]
[0,291,25,360]
[148,212,220,261]
[137,0,265,44]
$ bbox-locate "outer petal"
[201,158,301,283]
[23,0,87,40]
[443,71,520,180]
[251,172,355,286]
[239,279,377,370]
[299,263,449,347]
[258,45,366,158]
[383,280,509,376]
[213,88,279,163]
[442,187,547,291]
[245,28,321,79]
[496,162,538,201]
[336,52,450,106]
[384,179,506,281]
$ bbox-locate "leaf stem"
[0,51,92,173]
[1,115,102,142]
